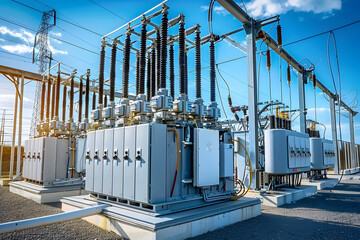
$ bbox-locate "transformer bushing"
[50,70,64,133]
[65,73,77,132]
[79,69,90,131]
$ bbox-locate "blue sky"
[0,0,359,144]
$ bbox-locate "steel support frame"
[298,71,307,133]
[349,112,356,168]
[330,97,340,173]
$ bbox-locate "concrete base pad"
[9,181,85,203]
[343,168,360,175]
[61,195,261,240]
[247,185,317,207]
[302,178,339,190]
[0,178,16,186]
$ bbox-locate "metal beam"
[330,98,339,173]
[298,71,307,133]
[0,65,43,82]
[349,112,356,168]
[16,75,24,179]
[216,0,251,26]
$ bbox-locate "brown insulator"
[109,41,117,102]
[151,49,156,97]
[92,92,96,110]
[312,73,317,89]
[266,49,271,69]
[51,80,56,120]
[69,76,74,120]
[62,84,67,122]
[85,71,90,119]
[55,71,61,118]
[287,65,291,85]
[78,79,83,123]
[40,81,46,122]
[135,53,140,95]
[104,94,107,108]
[98,41,106,105]
[122,32,131,99]
[146,53,151,101]
[277,24,283,46]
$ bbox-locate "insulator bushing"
[98,42,106,105]
[104,94,107,108]
[51,81,55,119]
[139,22,147,95]
[195,27,201,99]
[92,92,96,110]
[110,41,117,102]
[62,84,66,122]
[269,115,275,129]
[78,79,83,123]
[55,71,61,118]
[287,65,291,84]
[312,73,317,89]
[277,24,282,46]
[46,79,51,120]
[169,44,175,98]
[40,81,46,122]
[179,16,186,95]
[146,53,151,101]
[85,71,90,119]
[209,39,216,102]
[151,49,156,97]
[156,30,161,91]
[122,33,131,99]
[69,76,74,120]
[184,51,188,95]
[135,53,140,96]
[266,49,271,69]
[160,9,168,89]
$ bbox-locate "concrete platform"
[9,181,85,204]
[61,195,261,240]
[0,178,15,186]
[302,178,339,190]
[247,185,317,207]
[343,168,360,175]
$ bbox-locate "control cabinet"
[265,129,311,174]
[310,138,335,170]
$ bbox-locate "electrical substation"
[0,0,359,239]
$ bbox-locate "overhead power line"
[88,0,128,22]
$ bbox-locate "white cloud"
[1,44,32,54]
[0,26,34,45]
[247,0,342,17]
[49,45,68,55]
[51,32,62,37]
[200,5,229,16]
[0,94,33,103]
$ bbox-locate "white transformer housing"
[310,138,335,170]
[265,129,311,174]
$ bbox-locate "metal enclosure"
[123,126,136,200]
[85,131,96,191]
[75,138,87,173]
[310,138,335,170]
[265,129,311,174]
[103,129,114,196]
[112,127,124,198]
[94,130,104,193]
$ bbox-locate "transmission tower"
[30,10,56,137]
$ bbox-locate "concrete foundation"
[302,178,338,190]
[247,185,317,207]
[61,195,261,240]
[9,181,85,204]
[0,178,15,186]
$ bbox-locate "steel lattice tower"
[30,10,56,137]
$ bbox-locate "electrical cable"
[88,0,128,22]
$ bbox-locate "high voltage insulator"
[266,49,271,69]
[78,79,83,123]
[51,81,56,120]
[69,75,74,120]
[151,48,156,97]
[110,40,117,102]
[104,95,107,108]
[179,15,186,95]
[46,78,51,120]
[122,32,131,99]
[312,73,317,89]
[277,24,283,46]
[146,53,151,101]
[135,53,140,95]
[62,84,66,122]
[139,21,147,95]
[160,7,168,89]
[55,71,61,118]
[156,30,161,91]
[209,38,216,102]
[169,44,175,99]
[92,92,96,110]
[40,81,46,122]
[287,65,291,85]
[195,26,201,99]
[85,70,90,119]
[98,41,106,105]
[184,51,188,95]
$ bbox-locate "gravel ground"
[0,185,121,240]
[0,180,359,240]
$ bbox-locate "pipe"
[55,70,61,118]
[51,80,56,119]
[195,27,201,99]
[62,84,67,122]
[85,70,90,119]
[98,41,106,105]
[0,205,107,234]
[146,53,151,101]
[92,92,96,110]
[40,81,46,122]
[78,79,83,123]
[69,75,74,121]
[46,78,51,121]
[122,32,131,99]
[169,44,175,98]
[160,7,168,89]
[156,30,161,91]
[151,48,156,97]
[178,15,185,95]
[110,40,117,102]
[139,20,147,94]
[209,39,216,102]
